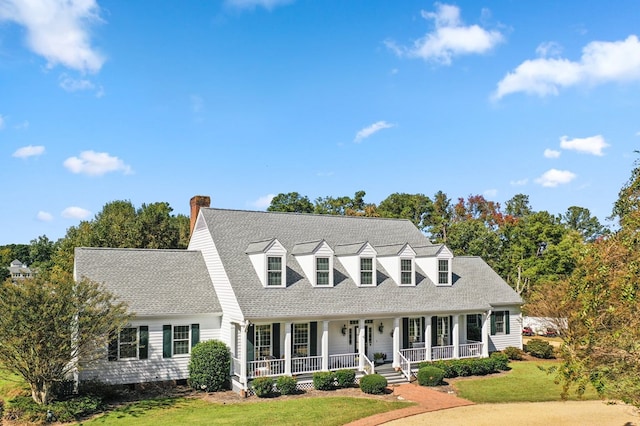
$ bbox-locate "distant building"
[8,259,33,279]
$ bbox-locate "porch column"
[392,317,400,368]
[240,323,248,391]
[284,322,292,375]
[481,311,491,357]
[452,315,460,359]
[425,315,432,361]
[321,321,329,371]
[358,319,365,370]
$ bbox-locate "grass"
[0,368,28,400]
[81,396,411,425]
[454,361,600,403]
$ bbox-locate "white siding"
[189,226,243,348]
[377,256,398,285]
[488,307,523,351]
[79,314,220,385]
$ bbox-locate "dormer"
[292,240,334,287]
[376,243,416,286]
[335,242,377,287]
[414,244,454,286]
[246,238,287,288]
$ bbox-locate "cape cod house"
[74,196,523,393]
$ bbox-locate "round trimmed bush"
[417,366,445,386]
[503,346,524,360]
[188,340,231,392]
[489,351,510,370]
[276,375,297,395]
[313,371,335,390]
[525,339,554,359]
[335,369,356,388]
[252,376,274,398]
[359,374,387,395]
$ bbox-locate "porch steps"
[374,363,411,385]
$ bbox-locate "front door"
[352,325,371,357]
[436,316,450,346]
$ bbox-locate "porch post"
[425,315,432,361]
[240,323,248,391]
[452,315,460,359]
[358,319,365,370]
[392,317,400,368]
[284,322,292,375]
[481,311,491,357]
[322,321,329,371]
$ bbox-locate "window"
[293,323,309,357]
[438,259,449,284]
[436,316,450,346]
[491,311,510,335]
[360,257,373,285]
[173,325,190,355]
[267,256,283,286]
[119,327,138,359]
[408,317,422,344]
[401,259,413,285]
[466,314,482,341]
[316,257,330,286]
[255,324,272,359]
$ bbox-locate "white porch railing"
[362,354,375,375]
[232,357,242,377]
[460,341,483,358]
[247,357,285,378]
[432,345,454,360]
[291,355,323,374]
[397,351,412,381]
[329,353,359,370]
[400,347,427,362]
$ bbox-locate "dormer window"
[292,240,334,287]
[267,256,283,286]
[360,257,374,285]
[401,259,413,285]
[438,259,450,285]
[316,257,330,286]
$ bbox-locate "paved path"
[344,383,474,426]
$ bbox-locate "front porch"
[230,312,491,392]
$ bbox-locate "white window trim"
[255,324,273,360]
[118,327,139,360]
[292,323,310,357]
[265,255,286,288]
[314,256,333,287]
[172,325,191,357]
[359,256,376,287]
[399,257,415,286]
[436,258,452,286]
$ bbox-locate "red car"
[522,326,534,336]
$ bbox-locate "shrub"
[4,394,104,423]
[417,366,445,386]
[252,377,274,398]
[335,369,356,388]
[489,352,510,370]
[452,360,472,377]
[188,340,231,392]
[276,375,297,395]
[359,374,387,395]
[525,339,554,359]
[503,346,524,360]
[312,371,335,391]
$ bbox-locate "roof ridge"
[201,207,414,222]
[76,247,198,253]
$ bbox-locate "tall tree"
[425,191,452,242]
[504,193,532,219]
[0,271,130,404]
[314,190,368,216]
[267,192,314,213]
[29,235,56,268]
[136,202,179,249]
[562,206,607,242]
[377,193,432,230]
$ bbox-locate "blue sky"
[2,0,639,245]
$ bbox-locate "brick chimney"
[190,195,211,236]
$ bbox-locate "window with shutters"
[173,325,190,355]
[255,324,272,359]
[293,323,309,357]
[109,325,148,361]
[118,327,138,359]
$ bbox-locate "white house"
[74,195,523,393]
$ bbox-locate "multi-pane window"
[494,311,505,334]
[316,257,330,286]
[255,324,272,359]
[360,257,373,285]
[401,259,413,285]
[293,323,309,357]
[267,256,283,286]
[173,325,190,355]
[436,316,450,346]
[438,259,449,284]
[119,327,138,359]
[408,317,422,344]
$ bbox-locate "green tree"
[504,193,532,218]
[314,190,368,216]
[135,202,179,249]
[29,235,57,270]
[425,191,453,242]
[267,192,314,213]
[0,271,130,404]
[562,206,607,242]
[91,200,140,248]
[377,193,433,230]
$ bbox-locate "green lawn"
[454,361,600,403]
[81,396,411,426]
[0,368,27,399]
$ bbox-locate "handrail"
[397,351,412,381]
[362,354,375,375]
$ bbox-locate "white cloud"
[535,169,577,187]
[63,150,133,176]
[12,145,45,158]
[0,0,105,73]
[354,121,394,143]
[544,148,561,159]
[225,0,294,10]
[494,35,640,99]
[252,194,275,209]
[61,206,91,219]
[560,135,609,156]
[386,3,504,65]
[510,178,528,186]
[59,75,94,92]
[36,211,53,222]
[483,189,498,198]
[536,41,563,58]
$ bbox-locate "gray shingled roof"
[200,209,522,320]
[74,248,221,316]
